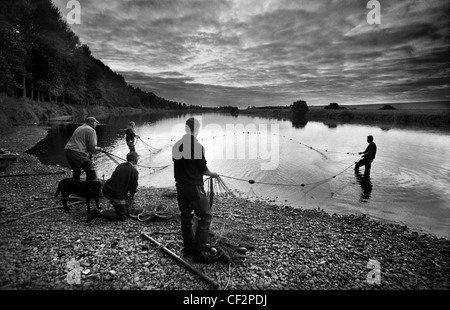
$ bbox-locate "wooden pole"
[141,232,219,289]
[0,201,82,225]
[0,206,64,225]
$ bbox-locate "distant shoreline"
[237,103,450,130]
[1,92,449,130]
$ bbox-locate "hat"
[86,117,100,124]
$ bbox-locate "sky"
[52,0,450,107]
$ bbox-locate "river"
[29,112,450,238]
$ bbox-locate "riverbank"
[0,125,449,291]
[0,94,175,127]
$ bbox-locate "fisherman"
[172,117,220,264]
[355,135,377,176]
[64,116,102,180]
[86,151,139,222]
[126,121,140,152]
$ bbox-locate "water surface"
[29,113,450,238]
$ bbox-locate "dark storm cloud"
[53,0,450,106]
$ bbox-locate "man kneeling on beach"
[86,151,139,222]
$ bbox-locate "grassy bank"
[305,106,450,129]
[0,125,449,291]
[235,105,450,130]
[0,93,174,127]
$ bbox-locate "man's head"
[127,151,139,164]
[185,117,200,136]
[86,117,100,128]
[367,135,374,143]
[129,121,135,128]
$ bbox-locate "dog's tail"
[54,183,61,198]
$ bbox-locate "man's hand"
[209,172,220,178]
[95,147,104,152]
[204,169,219,178]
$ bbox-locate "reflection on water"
[28,112,450,238]
[355,171,373,203]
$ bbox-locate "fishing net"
[205,177,257,264]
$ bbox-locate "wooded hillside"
[0,0,187,110]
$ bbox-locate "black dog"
[54,178,103,213]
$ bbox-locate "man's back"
[365,141,377,160]
[172,134,208,187]
[126,127,136,142]
[65,124,97,155]
[103,162,138,199]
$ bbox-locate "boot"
[86,209,100,223]
[193,250,219,264]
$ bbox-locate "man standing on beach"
[355,135,377,176]
[64,116,102,180]
[172,117,220,264]
[126,121,140,152]
[86,151,139,222]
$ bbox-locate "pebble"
[83,281,92,289]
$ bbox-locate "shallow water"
[29,113,450,238]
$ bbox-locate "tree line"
[0,0,191,110]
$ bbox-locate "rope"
[131,204,173,221]
[137,137,162,153]
[238,131,358,156]
[140,132,359,157]
[100,150,171,170]
[219,163,356,187]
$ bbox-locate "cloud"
[53,0,450,106]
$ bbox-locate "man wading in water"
[355,135,377,176]
[126,121,140,152]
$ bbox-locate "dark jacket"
[172,134,208,186]
[125,128,137,143]
[363,142,377,161]
[102,162,139,199]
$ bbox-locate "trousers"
[65,149,97,180]
[98,204,129,221]
[355,157,373,175]
[126,141,135,152]
[176,185,211,254]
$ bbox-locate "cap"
[86,117,100,124]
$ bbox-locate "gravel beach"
[0,125,449,291]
